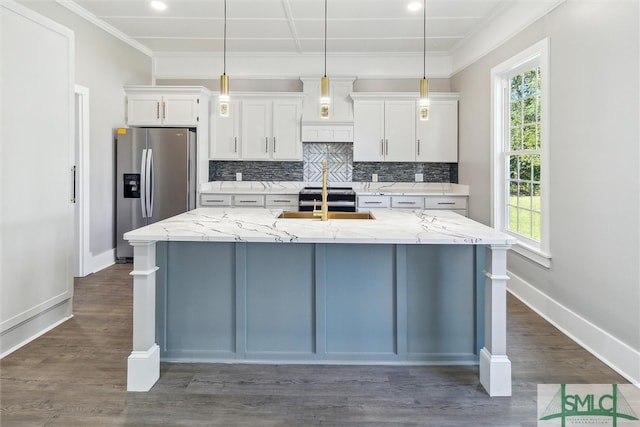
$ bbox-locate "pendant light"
[219,0,230,117]
[419,0,430,121]
[320,0,330,119]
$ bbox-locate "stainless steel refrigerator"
[115,127,196,260]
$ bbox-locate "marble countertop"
[199,181,469,196]
[124,208,514,245]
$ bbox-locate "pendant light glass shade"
[320,0,330,119]
[419,0,429,121]
[419,78,430,121]
[219,0,229,117]
[320,76,330,119]
[219,74,230,117]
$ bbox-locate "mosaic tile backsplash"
[209,143,457,183]
[303,142,353,182]
[209,161,303,181]
[352,162,457,183]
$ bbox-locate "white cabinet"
[353,99,416,162]
[357,195,390,210]
[351,92,458,163]
[125,88,207,126]
[416,98,458,163]
[200,194,232,207]
[210,99,240,159]
[241,98,302,161]
[265,194,298,210]
[200,193,299,210]
[391,196,425,209]
[425,195,467,216]
[233,194,265,207]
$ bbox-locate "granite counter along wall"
[209,142,457,183]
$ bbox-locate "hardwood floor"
[0,263,628,426]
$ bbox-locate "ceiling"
[71,0,513,56]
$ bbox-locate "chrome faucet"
[313,160,329,221]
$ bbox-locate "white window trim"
[491,38,551,268]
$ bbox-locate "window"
[491,39,550,267]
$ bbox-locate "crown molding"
[55,0,153,57]
[450,0,566,74]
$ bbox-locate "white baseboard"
[0,299,73,358]
[91,248,115,273]
[507,270,640,386]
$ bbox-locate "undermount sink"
[278,211,375,220]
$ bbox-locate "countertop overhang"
[124,208,515,245]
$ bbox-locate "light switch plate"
[372,173,378,182]
[415,173,424,182]
[236,172,242,181]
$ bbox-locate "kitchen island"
[124,208,516,396]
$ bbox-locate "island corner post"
[125,238,513,397]
[126,240,160,392]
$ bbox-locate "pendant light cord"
[324,0,327,78]
[223,0,227,75]
[423,0,426,79]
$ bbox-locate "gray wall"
[19,2,152,265]
[451,0,639,358]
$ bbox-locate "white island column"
[480,244,512,396]
[126,240,160,392]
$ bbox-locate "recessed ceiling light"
[407,2,422,12]
[150,1,167,11]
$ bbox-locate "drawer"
[232,194,265,207]
[200,194,231,206]
[265,194,298,207]
[391,196,425,209]
[424,196,468,209]
[357,195,390,208]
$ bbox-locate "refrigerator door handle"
[140,148,148,218]
[146,149,154,218]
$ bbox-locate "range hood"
[301,77,355,142]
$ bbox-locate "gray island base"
[124,208,516,396]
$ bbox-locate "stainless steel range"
[298,186,356,212]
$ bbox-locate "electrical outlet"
[415,173,424,182]
[372,173,378,182]
[236,172,242,181]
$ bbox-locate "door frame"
[74,85,91,277]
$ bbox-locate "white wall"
[451,1,639,383]
[18,1,152,271]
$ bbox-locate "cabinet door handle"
[238,200,258,203]
[417,139,420,156]
[205,199,225,203]
[265,137,269,152]
[365,201,382,204]
[380,139,384,156]
[70,165,76,203]
[162,101,166,119]
[273,137,276,153]
[437,202,456,205]
[156,102,160,120]
[385,139,389,155]
[272,199,291,203]
[234,136,237,153]
[398,201,416,205]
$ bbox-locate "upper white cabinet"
[351,92,458,163]
[210,99,241,160]
[239,95,303,161]
[416,98,458,163]
[125,86,209,127]
[352,99,416,162]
